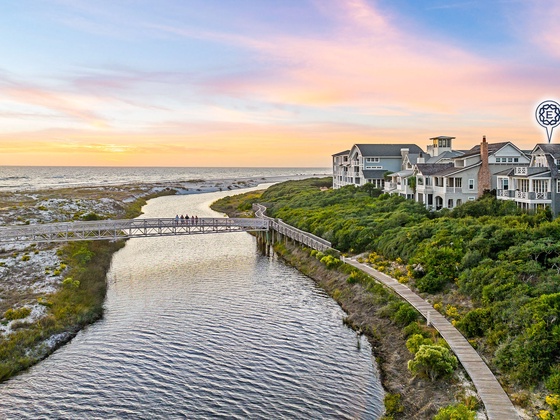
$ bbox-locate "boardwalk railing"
[0,217,269,244]
[253,203,332,252]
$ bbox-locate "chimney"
[417,152,425,164]
[478,135,491,197]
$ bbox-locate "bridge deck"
[0,217,269,243]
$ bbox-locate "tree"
[407,345,458,382]
[360,183,382,198]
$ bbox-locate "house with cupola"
[496,144,560,216]
[386,136,465,199]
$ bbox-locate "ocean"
[0,166,330,192]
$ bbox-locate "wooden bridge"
[253,203,331,252]
[0,211,332,253]
[0,217,269,244]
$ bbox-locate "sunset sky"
[1,0,559,167]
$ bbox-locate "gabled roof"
[353,143,423,157]
[362,169,387,179]
[332,150,350,157]
[532,143,560,158]
[432,162,480,177]
[460,142,511,158]
[415,163,454,176]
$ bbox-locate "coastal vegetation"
[212,177,560,417]
[0,188,175,383]
[0,239,124,381]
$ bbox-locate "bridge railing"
[0,217,269,243]
[252,204,332,252]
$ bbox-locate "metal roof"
[353,143,423,156]
[362,169,388,179]
[415,163,454,175]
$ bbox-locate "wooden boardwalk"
[344,258,519,420]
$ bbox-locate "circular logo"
[536,100,560,143]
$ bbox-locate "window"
[468,197,475,201]
[502,178,509,190]
[455,178,462,188]
[535,154,547,167]
[365,157,380,163]
[533,179,549,193]
[468,179,474,190]
[447,199,453,209]
[417,177,424,186]
[514,158,519,163]
[496,158,502,163]
[519,179,529,192]
[508,158,513,163]
[557,180,560,194]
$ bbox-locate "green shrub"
[21,255,30,262]
[408,344,458,382]
[82,212,102,221]
[406,334,433,354]
[320,255,342,269]
[392,304,419,327]
[402,321,429,338]
[62,277,80,289]
[347,271,365,284]
[4,307,31,321]
[433,403,476,420]
[383,393,404,417]
[547,366,560,394]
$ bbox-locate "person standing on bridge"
[185,214,189,224]
[175,215,179,225]
[180,215,185,224]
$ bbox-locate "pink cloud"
[189,0,551,125]
[0,75,110,128]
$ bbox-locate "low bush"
[433,403,476,420]
[3,307,31,321]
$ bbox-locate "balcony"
[514,191,551,200]
[497,189,514,198]
[514,167,528,176]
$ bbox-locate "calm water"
[0,189,384,419]
[0,166,329,191]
